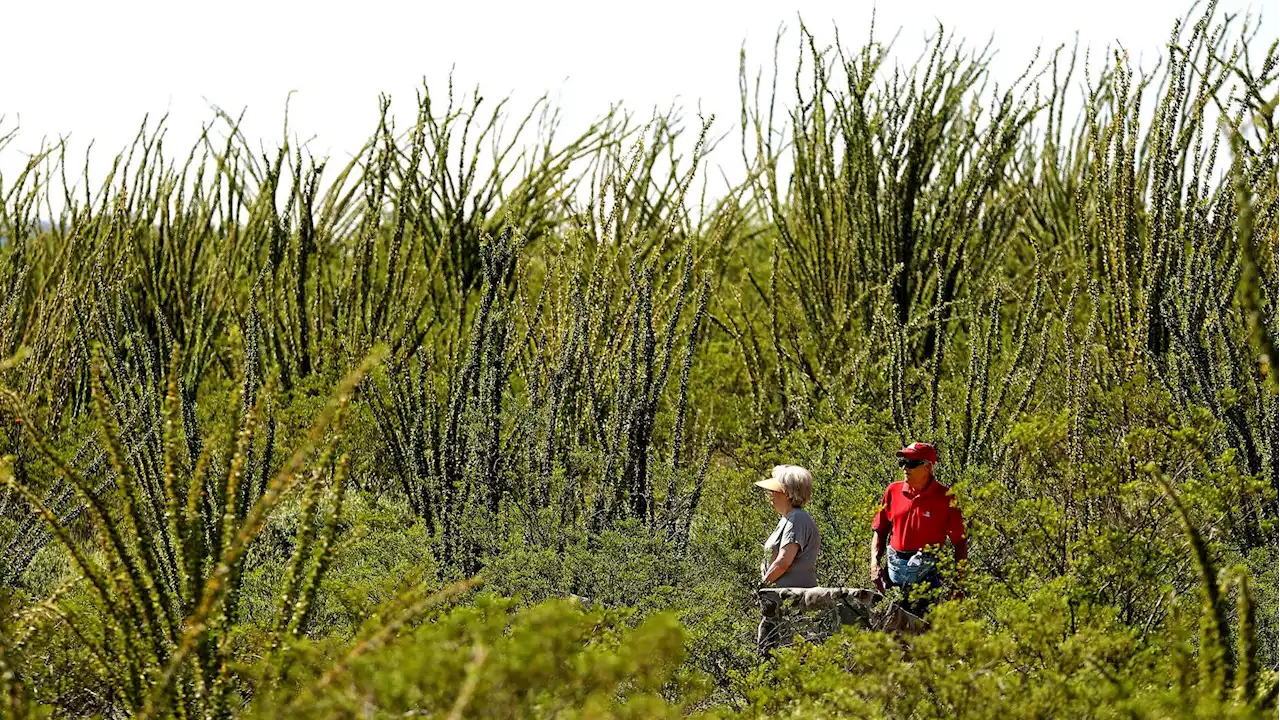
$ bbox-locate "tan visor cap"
[754,477,785,492]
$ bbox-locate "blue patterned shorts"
[887,549,938,586]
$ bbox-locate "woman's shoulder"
[787,508,817,526]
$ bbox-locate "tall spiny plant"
[738,20,1043,406]
[0,348,381,718]
[1064,3,1279,553]
[365,117,722,574]
[1158,475,1277,710]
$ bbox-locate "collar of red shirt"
[902,478,944,499]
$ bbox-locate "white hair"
[770,465,814,508]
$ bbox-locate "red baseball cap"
[896,442,937,463]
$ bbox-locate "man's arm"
[870,527,890,591]
[870,486,893,592]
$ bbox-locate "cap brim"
[754,478,785,492]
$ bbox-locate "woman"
[757,464,821,588]
[755,465,821,655]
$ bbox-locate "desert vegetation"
[0,2,1276,717]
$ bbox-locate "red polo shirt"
[871,479,965,553]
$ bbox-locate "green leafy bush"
[0,1,1274,717]
[250,596,697,719]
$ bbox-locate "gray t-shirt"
[762,508,821,588]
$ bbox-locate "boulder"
[755,586,929,656]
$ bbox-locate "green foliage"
[0,1,1275,717]
[250,596,696,719]
[0,351,379,717]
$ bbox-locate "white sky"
[2,0,1276,210]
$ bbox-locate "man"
[870,442,967,615]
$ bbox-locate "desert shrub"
[248,596,698,719]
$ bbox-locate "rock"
[755,586,929,656]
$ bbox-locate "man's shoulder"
[929,482,959,504]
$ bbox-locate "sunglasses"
[897,458,926,470]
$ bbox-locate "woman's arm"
[762,543,799,584]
